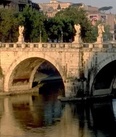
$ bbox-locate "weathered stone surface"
[0,42,115,97]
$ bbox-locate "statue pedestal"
[96,36,103,43]
[73,35,82,44]
[17,36,24,43]
[95,37,103,48]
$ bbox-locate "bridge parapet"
[0,42,82,49]
[83,42,116,48]
[0,42,116,50]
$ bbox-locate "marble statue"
[74,24,81,35]
[98,24,105,38]
[96,24,105,43]
[73,24,82,43]
[19,26,24,36]
[17,25,24,43]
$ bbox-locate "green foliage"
[90,20,112,41]
[56,6,87,24]
[104,25,112,41]
[44,17,65,42]
[17,5,47,42]
[0,9,19,42]
[55,6,96,42]
[0,6,111,43]
[0,6,47,42]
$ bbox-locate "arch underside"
[8,57,63,92]
[92,60,116,96]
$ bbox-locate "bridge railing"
[83,42,116,49]
[0,42,116,49]
[0,43,72,49]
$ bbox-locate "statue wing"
[22,26,24,30]
[74,24,77,29]
[102,25,105,32]
[19,26,21,30]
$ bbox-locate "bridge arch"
[4,52,64,92]
[91,54,116,95]
[97,54,116,73]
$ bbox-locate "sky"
[32,0,116,14]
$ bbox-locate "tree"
[0,5,47,42]
[0,9,19,42]
[55,6,96,42]
[17,5,47,42]
[99,6,113,12]
[44,17,64,42]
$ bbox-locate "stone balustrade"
[0,42,116,51]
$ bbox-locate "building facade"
[39,0,71,17]
[0,0,39,11]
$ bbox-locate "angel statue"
[74,24,81,35]
[97,24,105,38]
[73,24,82,43]
[17,25,24,43]
[19,25,24,36]
[96,24,105,43]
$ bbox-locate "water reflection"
[73,100,116,137]
[90,101,116,137]
[0,84,116,136]
[0,97,25,136]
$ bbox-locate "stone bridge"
[0,42,116,97]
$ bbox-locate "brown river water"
[0,81,116,137]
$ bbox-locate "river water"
[0,81,116,137]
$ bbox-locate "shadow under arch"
[4,53,65,93]
[91,59,116,96]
